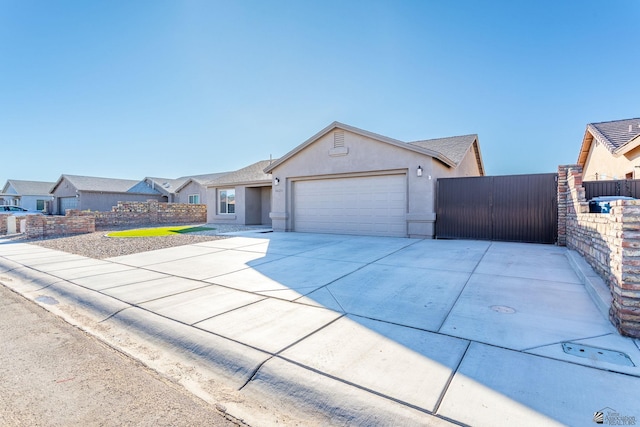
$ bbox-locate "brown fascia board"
[472,138,486,176]
[264,122,456,174]
[577,128,595,166]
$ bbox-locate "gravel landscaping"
[23,224,269,260]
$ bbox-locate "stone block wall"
[0,215,6,235]
[559,164,640,338]
[92,200,206,228]
[24,212,95,239]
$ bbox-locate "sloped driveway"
[1,232,639,426]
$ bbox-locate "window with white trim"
[219,189,235,214]
[188,194,200,204]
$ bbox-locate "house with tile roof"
[577,117,640,181]
[203,160,275,226]
[0,180,55,212]
[50,174,165,214]
[264,121,484,238]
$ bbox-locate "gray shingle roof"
[56,175,156,194]
[3,180,55,195]
[588,118,640,152]
[206,160,274,187]
[145,177,190,194]
[408,134,479,167]
[185,172,231,184]
[148,172,232,194]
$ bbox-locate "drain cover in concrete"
[35,295,58,305]
[561,342,635,366]
[490,305,516,314]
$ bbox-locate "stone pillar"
[611,200,640,337]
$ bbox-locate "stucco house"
[50,174,165,214]
[577,117,640,181]
[205,160,274,226]
[264,121,484,238]
[144,172,229,204]
[0,180,55,211]
[173,172,230,205]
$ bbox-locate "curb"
[565,249,611,320]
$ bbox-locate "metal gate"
[436,173,558,244]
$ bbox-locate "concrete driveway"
[1,232,639,426]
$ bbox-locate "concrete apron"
[1,234,639,426]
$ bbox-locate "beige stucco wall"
[176,181,207,205]
[269,129,481,238]
[206,184,271,225]
[583,138,640,180]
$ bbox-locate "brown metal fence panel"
[583,179,640,200]
[436,173,558,244]
[436,177,492,240]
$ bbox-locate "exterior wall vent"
[329,130,349,157]
[334,131,345,148]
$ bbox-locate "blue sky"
[1,0,638,183]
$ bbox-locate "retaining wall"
[559,164,640,338]
[24,211,96,239]
[92,201,206,228]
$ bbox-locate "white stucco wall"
[268,129,481,238]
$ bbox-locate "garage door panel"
[293,175,407,237]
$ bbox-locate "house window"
[36,200,45,211]
[188,194,200,204]
[219,189,235,214]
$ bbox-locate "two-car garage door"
[293,174,407,237]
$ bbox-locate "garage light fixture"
[274,178,280,186]
[417,166,423,177]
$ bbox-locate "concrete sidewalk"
[1,232,639,426]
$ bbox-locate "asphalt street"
[0,285,240,427]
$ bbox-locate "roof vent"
[163,182,170,188]
[334,130,345,148]
[630,125,633,132]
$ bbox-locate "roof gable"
[264,122,459,173]
[578,117,640,165]
[145,177,190,195]
[52,174,151,194]
[408,134,484,175]
[4,180,55,195]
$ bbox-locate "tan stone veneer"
[558,164,640,338]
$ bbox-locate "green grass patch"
[107,225,216,238]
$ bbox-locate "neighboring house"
[264,121,484,238]
[145,172,229,204]
[577,117,640,181]
[173,172,230,205]
[0,180,55,212]
[143,177,189,203]
[50,174,164,214]
[204,160,275,226]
